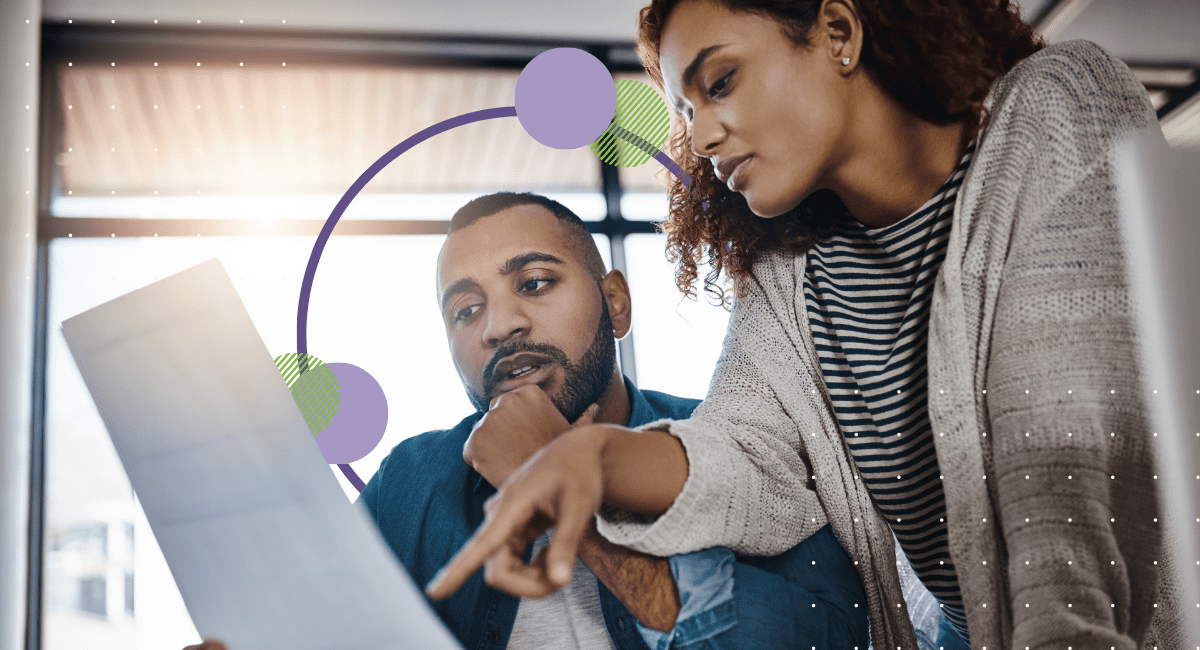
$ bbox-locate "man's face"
[437,205,616,421]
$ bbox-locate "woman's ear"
[820,0,864,74]
[599,269,633,339]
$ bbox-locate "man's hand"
[464,384,596,488]
[183,642,226,650]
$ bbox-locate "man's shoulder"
[370,411,483,491]
[638,388,702,422]
[392,411,482,454]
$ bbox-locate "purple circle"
[314,363,388,465]
[516,48,616,149]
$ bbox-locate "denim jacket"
[360,377,869,649]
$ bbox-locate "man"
[188,192,870,650]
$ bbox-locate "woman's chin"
[743,192,799,219]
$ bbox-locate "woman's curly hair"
[637,0,1043,303]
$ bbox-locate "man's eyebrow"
[682,44,725,88]
[500,252,564,276]
[440,278,480,313]
[439,253,564,313]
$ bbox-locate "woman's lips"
[716,154,752,191]
[726,157,751,191]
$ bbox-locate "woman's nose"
[690,109,724,158]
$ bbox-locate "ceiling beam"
[41,23,644,71]
[37,215,660,240]
[1125,64,1198,90]
[1157,76,1200,121]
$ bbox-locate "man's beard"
[466,297,616,423]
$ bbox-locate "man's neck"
[592,370,632,427]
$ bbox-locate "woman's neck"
[827,81,969,230]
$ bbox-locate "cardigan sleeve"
[984,40,1164,650]
[596,254,829,557]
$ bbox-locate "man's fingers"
[426,493,533,600]
[542,489,596,586]
[570,404,599,428]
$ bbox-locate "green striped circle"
[588,79,670,168]
[274,353,340,436]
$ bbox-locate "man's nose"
[481,295,531,346]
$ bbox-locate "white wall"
[0,1,41,649]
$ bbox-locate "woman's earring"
[842,57,851,66]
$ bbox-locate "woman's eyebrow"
[682,44,726,87]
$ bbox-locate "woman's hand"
[426,423,688,600]
[426,424,610,600]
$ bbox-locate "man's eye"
[454,304,481,322]
[520,278,552,292]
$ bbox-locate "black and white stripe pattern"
[803,141,976,640]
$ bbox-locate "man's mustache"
[480,339,571,395]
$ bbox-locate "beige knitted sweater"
[598,41,1184,650]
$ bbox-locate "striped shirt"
[803,141,976,640]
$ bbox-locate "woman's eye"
[707,72,732,98]
[454,305,481,322]
[520,278,553,293]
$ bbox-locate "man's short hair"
[449,192,607,281]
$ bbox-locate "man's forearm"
[577,523,680,632]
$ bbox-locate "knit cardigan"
[597,41,1184,650]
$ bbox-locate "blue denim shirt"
[360,377,869,650]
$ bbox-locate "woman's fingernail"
[425,569,446,593]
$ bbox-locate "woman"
[429,1,1181,648]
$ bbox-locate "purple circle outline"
[299,109,689,492]
[297,106,518,364]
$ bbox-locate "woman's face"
[658,0,852,218]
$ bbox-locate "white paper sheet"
[61,258,462,650]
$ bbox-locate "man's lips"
[715,154,752,188]
[493,363,556,394]
[491,352,555,384]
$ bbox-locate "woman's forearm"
[593,424,689,516]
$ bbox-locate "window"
[35,27,729,650]
[625,234,730,401]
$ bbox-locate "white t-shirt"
[507,533,618,650]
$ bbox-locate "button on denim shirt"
[361,377,869,650]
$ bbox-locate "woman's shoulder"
[989,40,1154,126]
[974,40,1157,184]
